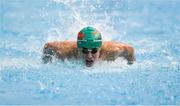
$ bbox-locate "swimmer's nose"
[87,52,93,58]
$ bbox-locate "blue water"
[0,0,180,105]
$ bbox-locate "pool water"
[0,0,180,105]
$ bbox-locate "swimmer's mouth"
[85,60,94,67]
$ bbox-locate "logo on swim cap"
[78,32,84,40]
[77,26,102,49]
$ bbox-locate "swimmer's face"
[82,48,100,67]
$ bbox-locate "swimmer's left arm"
[102,42,135,64]
[123,45,135,65]
[116,44,135,65]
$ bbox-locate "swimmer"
[42,26,135,67]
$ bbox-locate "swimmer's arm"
[42,41,77,63]
[42,42,64,63]
[117,45,135,65]
[42,43,56,63]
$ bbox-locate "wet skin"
[42,41,135,67]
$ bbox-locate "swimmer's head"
[77,26,102,49]
[77,27,102,67]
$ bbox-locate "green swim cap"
[77,26,102,49]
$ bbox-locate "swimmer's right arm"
[42,41,71,63]
[42,43,56,63]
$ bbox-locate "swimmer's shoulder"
[101,41,127,51]
[44,41,76,49]
[102,41,134,50]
